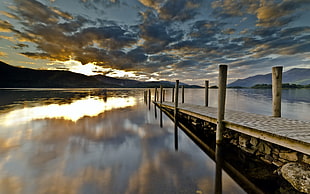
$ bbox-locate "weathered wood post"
[182,85,184,103]
[174,80,179,150]
[272,66,283,117]
[154,88,157,119]
[148,89,151,110]
[172,87,174,102]
[174,80,179,120]
[216,65,227,144]
[215,65,227,194]
[160,85,163,128]
[205,80,209,107]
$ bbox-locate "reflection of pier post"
[272,66,283,117]
[215,144,223,194]
[160,85,163,128]
[174,80,179,150]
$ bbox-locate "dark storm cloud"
[13,0,72,24]
[158,0,202,21]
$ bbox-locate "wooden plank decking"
[155,101,310,155]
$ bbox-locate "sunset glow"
[0,96,136,126]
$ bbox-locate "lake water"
[0,88,309,194]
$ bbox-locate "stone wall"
[223,130,310,167]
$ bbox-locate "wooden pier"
[149,65,310,157]
[154,101,310,155]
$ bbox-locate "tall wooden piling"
[182,85,184,104]
[205,80,209,107]
[216,65,228,144]
[272,66,283,117]
[172,87,175,102]
[174,80,179,119]
[160,85,163,128]
[154,88,157,118]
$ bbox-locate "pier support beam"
[205,80,209,107]
[216,65,228,144]
[272,66,283,117]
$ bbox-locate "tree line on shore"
[229,83,310,89]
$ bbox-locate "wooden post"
[154,88,157,102]
[172,87,174,102]
[174,80,179,119]
[174,80,179,151]
[148,89,151,110]
[160,85,163,128]
[272,66,283,117]
[205,80,209,107]
[181,85,184,103]
[216,65,227,144]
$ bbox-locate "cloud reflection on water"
[0,89,246,194]
[0,96,136,126]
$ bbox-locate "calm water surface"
[0,88,309,194]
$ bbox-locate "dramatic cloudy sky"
[0,0,309,85]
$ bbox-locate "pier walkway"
[155,101,310,155]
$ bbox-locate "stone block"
[260,156,272,164]
[257,142,271,155]
[239,135,250,147]
[281,162,310,193]
[302,155,310,165]
[279,152,298,162]
[230,139,238,145]
[272,160,284,167]
[250,137,258,147]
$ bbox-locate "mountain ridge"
[0,61,201,88]
[228,68,310,87]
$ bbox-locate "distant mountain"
[228,68,310,88]
[0,61,200,88]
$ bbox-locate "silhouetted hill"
[0,61,200,88]
[228,68,310,88]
